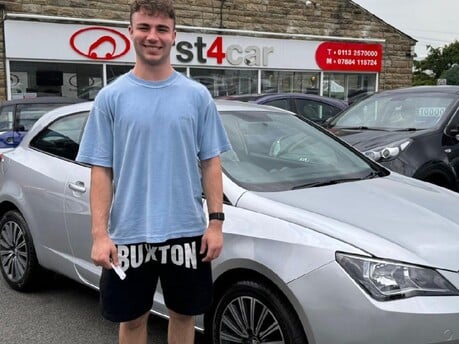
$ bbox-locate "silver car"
[1,100,459,344]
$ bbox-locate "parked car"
[0,96,84,152]
[347,89,374,105]
[1,100,459,344]
[219,92,348,125]
[326,86,459,191]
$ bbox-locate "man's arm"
[90,165,118,268]
[200,156,224,262]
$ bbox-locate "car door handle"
[68,181,86,193]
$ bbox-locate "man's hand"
[91,233,118,269]
[200,222,223,262]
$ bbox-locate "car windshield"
[0,103,66,132]
[220,110,382,191]
[331,92,456,130]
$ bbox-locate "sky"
[352,0,459,59]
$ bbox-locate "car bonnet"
[330,128,424,151]
[238,174,459,271]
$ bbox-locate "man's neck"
[132,64,174,82]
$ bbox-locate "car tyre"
[0,210,41,291]
[209,279,307,343]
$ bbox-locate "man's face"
[128,10,176,68]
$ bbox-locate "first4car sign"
[175,36,274,66]
[5,20,383,71]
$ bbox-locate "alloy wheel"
[0,220,28,283]
[218,295,285,343]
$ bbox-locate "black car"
[0,96,84,152]
[327,86,459,191]
[219,93,348,125]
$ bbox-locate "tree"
[413,40,459,85]
[440,64,459,85]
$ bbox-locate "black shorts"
[99,235,213,323]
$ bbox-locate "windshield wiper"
[337,126,386,131]
[292,172,381,190]
[391,127,419,131]
[292,177,361,189]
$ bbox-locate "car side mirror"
[323,117,335,128]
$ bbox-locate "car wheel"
[0,210,41,291]
[210,280,307,344]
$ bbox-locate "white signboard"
[5,19,322,69]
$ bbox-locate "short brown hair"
[129,0,176,25]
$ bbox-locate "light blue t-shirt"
[76,70,231,244]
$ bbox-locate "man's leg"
[119,311,150,344]
[168,309,195,344]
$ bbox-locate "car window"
[0,105,15,132]
[262,99,290,111]
[333,93,456,130]
[16,103,71,131]
[294,99,341,122]
[30,111,89,161]
[220,110,378,191]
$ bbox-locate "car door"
[25,112,89,278]
[30,110,95,285]
[64,159,95,286]
[56,111,99,286]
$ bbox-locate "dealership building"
[0,0,416,101]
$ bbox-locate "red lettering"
[207,37,226,64]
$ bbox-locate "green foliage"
[413,40,459,85]
[412,71,436,86]
[440,64,459,85]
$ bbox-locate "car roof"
[34,99,293,119]
[0,96,85,106]
[215,99,294,112]
[218,93,348,107]
[379,85,459,96]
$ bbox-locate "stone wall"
[0,0,416,100]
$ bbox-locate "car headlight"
[336,252,459,301]
[363,139,412,162]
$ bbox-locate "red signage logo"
[70,27,130,60]
[315,42,383,72]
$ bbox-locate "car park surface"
[0,96,84,153]
[327,86,459,191]
[0,274,205,344]
[1,100,459,343]
[219,92,348,125]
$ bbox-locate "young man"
[76,1,231,343]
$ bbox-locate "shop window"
[190,68,257,97]
[323,73,376,103]
[261,71,320,94]
[10,61,103,100]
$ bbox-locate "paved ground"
[0,273,206,344]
